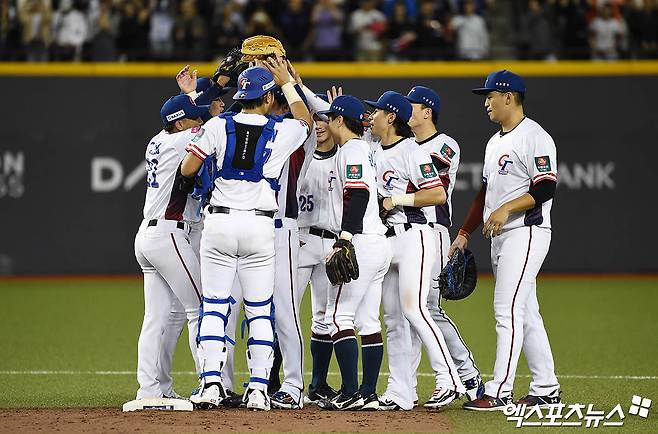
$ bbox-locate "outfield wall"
[1,62,657,274]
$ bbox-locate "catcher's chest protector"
[218,114,281,191]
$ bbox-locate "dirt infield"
[0,407,451,433]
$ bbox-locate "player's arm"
[181,121,219,178]
[448,182,486,256]
[264,56,312,128]
[382,149,446,211]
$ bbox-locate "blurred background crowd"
[0,0,656,62]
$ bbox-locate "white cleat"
[424,388,458,409]
[246,389,271,411]
[190,383,226,409]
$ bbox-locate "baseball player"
[133,93,211,402]
[364,91,465,411]
[405,85,484,404]
[180,60,312,411]
[314,95,392,411]
[450,70,560,410]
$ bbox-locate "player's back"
[297,145,341,233]
[143,128,199,222]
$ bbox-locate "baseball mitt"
[213,47,249,87]
[240,35,286,62]
[326,239,359,286]
[438,248,477,301]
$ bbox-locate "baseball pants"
[134,219,202,399]
[485,225,560,398]
[197,210,276,392]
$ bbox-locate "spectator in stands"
[350,0,387,61]
[173,0,207,60]
[308,0,344,61]
[52,0,88,61]
[117,0,150,60]
[88,0,119,61]
[627,0,657,59]
[277,0,310,60]
[148,0,174,60]
[210,0,245,55]
[450,0,489,60]
[589,2,625,60]
[413,0,453,59]
[517,0,555,60]
[245,4,278,37]
[553,0,589,59]
[18,0,52,61]
[387,0,416,60]
[382,0,417,20]
[2,0,24,60]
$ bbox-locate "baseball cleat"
[222,389,245,408]
[515,391,562,409]
[246,388,271,411]
[271,391,303,409]
[378,396,404,411]
[304,384,339,405]
[424,388,459,409]
[463,375,485,402]
[163,390,185,400]
[360,392,379,411]
[463,394,514,411]
[190,383,226,409]
[318,390,364,411]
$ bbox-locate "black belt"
[309,227,338,240]
[148,219,185,230]
[208,206,275,218]
[385,222,434,237]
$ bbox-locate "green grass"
[0,277,657,432]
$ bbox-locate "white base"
[122,397,193,412]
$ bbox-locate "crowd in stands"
[0,0,656,62]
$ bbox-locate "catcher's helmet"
[438,248,477,301]
[232,66,276,101]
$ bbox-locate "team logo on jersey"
[191,127,205,143]
[440,143,455,160]
[382,170,399,190]
[147,142,161,155]
[328,170,337,191]
[498,154,514,175]
[346,164,362,179]
[419,163,437,179]
[535,156,552,172]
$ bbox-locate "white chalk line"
[0,371,655,380]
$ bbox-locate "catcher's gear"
[438,248,477,301]
[241,35,286,62]
[326,239,359,286]
[213,47,249,87]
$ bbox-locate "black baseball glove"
[438,248,477,301]
[213,47,249,87]
[326,239,359,286]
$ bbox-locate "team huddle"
[129,36,561,413]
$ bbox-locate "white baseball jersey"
[142,128,201,222]
[332,138,386,236]
[417,133,460,228]
[375,138,443,226]
[185,113,310,211]
[482,117,557,230]
[297,145,341,233]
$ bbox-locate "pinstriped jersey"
[482,117,557,230]
[275,130,317,223]
[417,132,460,228]
[142,128,201,222]
[296,145,341,233]
[331,138,386,236]
[374,138,443,226]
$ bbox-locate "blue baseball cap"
[472,70,526,95]
[317,95,365,121]
[364,91,412,123]
[160,94,210,127]
[233,66,276,100]
[196,77,231,97]
[406,86,441,114]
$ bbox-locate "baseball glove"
[240,35,286,62]
[438,248,477,301]
[326,239,359,286]
[213,47,249,87]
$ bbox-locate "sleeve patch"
[191,127,206,143]
[440,143,455,160]
[419,163,437,179]
[346,164,363,180]
[534,155,552,172]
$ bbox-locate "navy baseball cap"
[196,77,231,97]
[233,66,276,100]
[406,86,441,114]
[317,95,365,121]
[160,94,210,127]
[472,70,526,95]
[364,91,412,123]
